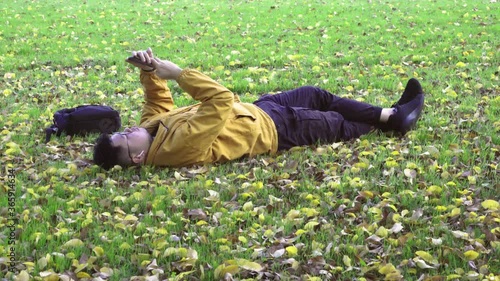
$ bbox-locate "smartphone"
[126,56,154,68]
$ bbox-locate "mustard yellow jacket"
[138,69,278,167]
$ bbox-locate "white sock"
[380,108,396,123]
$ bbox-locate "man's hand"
[126,48,183,80]
[126,48,155,71]
[151,57,183,80]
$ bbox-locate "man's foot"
[387,94,424,135]
[392,78,423,107]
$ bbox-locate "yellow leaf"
[378,263,396,275]
[451,230,469,239]
[100,267,114,277]
[286,246,298,257]
[287,54,304,61]
[450,208,461,217]
[23,261,35,268]
[456,61,466,68]
[74,263,88,273]
[124,214,138,221]
[93,246,104,257]
[426,185,442,195]
[76,271,91,278]
[464,250,479,260]
[286,209,301,220]
[343,255,352,267]
[62,238,84,249]
[15,270,30,281]
[301,207,319,217]
[119,242,131,250]
[234,258,263,271]
[375,226,389,238]
[304,221,319,231]
[4,72,15,79]
[415,251,437,264]
[214,264,240,279]
[242,201,253,211]
[3,89,12,96]
[481,199,499,210]
[435,205,447,212]
[39,272,59,281]
[196,220,207,226]
[295,229,307,236]
[37,257,48,270]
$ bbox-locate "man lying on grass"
[93,48,425,170]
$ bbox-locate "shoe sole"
[400,94,424,135]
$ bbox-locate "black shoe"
[392,78,423,107]
[387,94,424,135]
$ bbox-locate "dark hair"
[93,134,122,170]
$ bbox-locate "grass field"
[0,0,499,280]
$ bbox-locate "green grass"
[1,0,499,280]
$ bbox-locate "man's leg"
[254,100,374,150]
[257,86,383,125]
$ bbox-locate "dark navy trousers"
[254,86,383,150]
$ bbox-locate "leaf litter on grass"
[1,0,499,280]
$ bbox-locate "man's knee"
[297,85,321,93]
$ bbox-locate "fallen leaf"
[481,199,499,210]
[463,250,479,261]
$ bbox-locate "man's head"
[93,127,153,170]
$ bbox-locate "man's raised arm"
[126,48,177,124]
[151,56,234,158]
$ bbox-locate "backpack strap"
[45,125,58,143]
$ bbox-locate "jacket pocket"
[232,104,257,120]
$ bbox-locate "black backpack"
[45,105,121,143]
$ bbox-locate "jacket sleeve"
[139,70,175,124]
[172,69,234,154]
